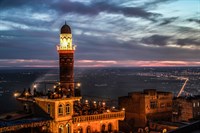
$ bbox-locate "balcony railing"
[72,111,125,123]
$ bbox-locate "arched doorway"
[101,124,106,133]
[108,123,112,132]
[86,126,91,133]
[78,127,83,133]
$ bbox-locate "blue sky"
[0,0,200,67]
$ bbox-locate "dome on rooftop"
[60,23,71,34]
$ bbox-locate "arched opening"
[86,126,91,133]
[101,124,106,133]
[58,104,63,116]
[66,104,70,115]
[78,127,83,133]
[66,123,70,133]
[58,125,64,133]
[108,123,112,132]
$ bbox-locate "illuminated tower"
[57,22,76,97]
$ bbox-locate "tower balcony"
[72,111,125,123]
[57,45,76,51]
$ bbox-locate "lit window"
[47,104,50,114]
[150,101,157,109]
[66,104,70,115]
[58,104,63,115]
[160,103,165,108]
[198,102,199,107]
[66,123,70,133]
[193,103,196,107]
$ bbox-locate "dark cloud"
[52,0,161,21]
[159,17,178,25]
[187,18,200,24]
[0,0,161,21]
[177,38,200,46]
[141,35,171,46]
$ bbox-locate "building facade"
[119,89,173,128]
[172,96,200,122]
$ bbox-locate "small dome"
[60,23,71,34]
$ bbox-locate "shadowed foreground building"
[172,95,200,122]
[0,23,124,133]
[119,89,173,128]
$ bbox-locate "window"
[66,104,70,115]
[58,104,63,115]
[101,124,106,133]
[150,101,157,109]
[47,104,50,114]
[160,103,165,108]
[58,125,63,133]
[198,102,199,107]
[193,102,196,107]
[86,126,91,133]
[108,123,112,132]
[66,123,70,133]
[167,103,171,107]
[78,127,83,133]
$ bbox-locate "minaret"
[57,22,76,97]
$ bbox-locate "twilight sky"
[0,0,200,67]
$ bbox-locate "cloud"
[187,18,200,24]
[158,17,178,25]
[141,35,171,46]
[177,38,200,46]
[51,0,161,21]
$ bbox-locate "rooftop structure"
[119,89,173,128]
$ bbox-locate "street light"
[77,83,81,87]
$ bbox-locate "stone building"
[172,95,200,122]
[119,89,173,128]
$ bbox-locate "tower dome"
[60,22,71,34]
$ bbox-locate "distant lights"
[77,83,81,87]
[13,92,20,97]
[107,109,110,113]
[122,108,125,111]
[112,106,115,109]
[33,84,37,88]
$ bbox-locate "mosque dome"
[60,22,71,34]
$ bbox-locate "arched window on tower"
[58,125,63,133]
[66,123,70,133]
[58,104,63,116]
[66,104,70,115]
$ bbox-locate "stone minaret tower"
[57,22,76,97]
